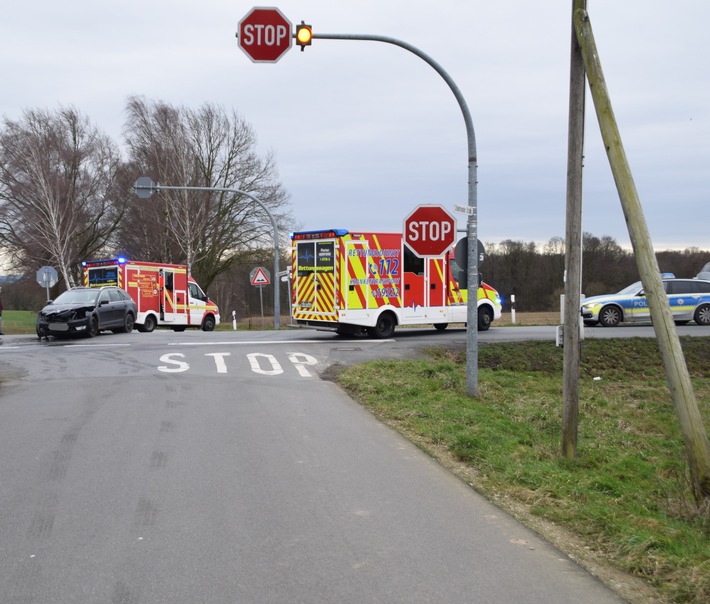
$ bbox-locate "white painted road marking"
[158,351,320,377]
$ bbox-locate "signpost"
[237,7,292,63]
[36,265,58,301]
[250,266,271,328]
[403,204,456,258]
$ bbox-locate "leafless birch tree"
[0,106,128,287]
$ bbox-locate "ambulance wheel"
[434,323,448,331]
[367,312,396,339]
[202,315,216,332]
[142,315,157,333]
[695,303,710,326]
[477,307,493,331]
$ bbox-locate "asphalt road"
[1,324,693,603]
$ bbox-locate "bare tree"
[120,97,292,289]
[0,106,128,287]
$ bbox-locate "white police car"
[581,275,710,327]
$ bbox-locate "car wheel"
[89,315,100,337]
[142,315,157,333]
[367,312,396,339]
[434,323,448,331]
[201,315,216,332]
[478,307,493,331]
[120,313,135,333]
[694,303,710,326]
[599,305,622,327]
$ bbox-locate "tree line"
[483,234,710,312]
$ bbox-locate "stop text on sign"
[241,23,289,48]
[406,220,452,243]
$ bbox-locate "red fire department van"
[82,258,220,332]
[291,229,502,338]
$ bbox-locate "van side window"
[403,244,424,276]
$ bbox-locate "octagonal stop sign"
[403,204,457,258]
[238,7,292,63]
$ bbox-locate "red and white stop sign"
[403,205,456,258]
[238,7,292,63]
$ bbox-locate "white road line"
[168,339,394,346]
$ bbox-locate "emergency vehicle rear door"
[294,240,337,319]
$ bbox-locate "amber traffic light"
[296,21,312,50]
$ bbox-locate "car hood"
[39,302,95,318]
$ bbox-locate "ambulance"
[291,229,502,338]
[82,258,220,332]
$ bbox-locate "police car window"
[694,281,710,293]
[667,281,692,295]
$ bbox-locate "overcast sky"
[2,1,708,252]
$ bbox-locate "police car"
[581,275,710,327]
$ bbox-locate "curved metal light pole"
[133,177,281,329]
[311,33,480,394]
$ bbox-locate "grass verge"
[336,337,710,604]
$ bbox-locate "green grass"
[1,310,37,334]
[337,338,710,604]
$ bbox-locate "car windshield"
[616,281,642,296]
[53,289,99,305]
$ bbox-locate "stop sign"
[403,205,457,258]
[238,7,292,63]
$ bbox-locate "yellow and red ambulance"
[291,229,501,338]
[82,258,220,332]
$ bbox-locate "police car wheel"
[599,305,621,327]
[434,323,448,331]
[694,303,710,326]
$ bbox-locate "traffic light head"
[296,21,312,50]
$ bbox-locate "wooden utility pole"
[562,0,587,460]
[574,8,710,500]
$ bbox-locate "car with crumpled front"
[36,286,137,338]
[581,275,710,327]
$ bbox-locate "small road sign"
[36,266,58,288]
[238,7,292,63]
[403,205,456,258]
[250,266,271,286]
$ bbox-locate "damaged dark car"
[37,286,137,339]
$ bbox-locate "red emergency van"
[82,258,220,332]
